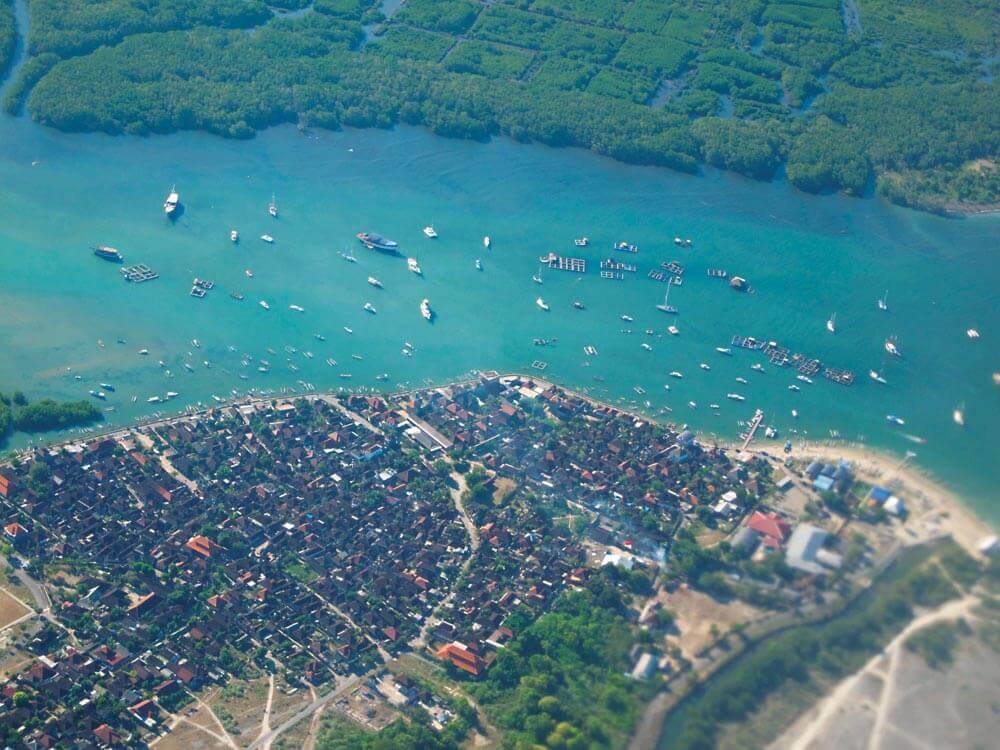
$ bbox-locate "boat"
[791,409,799,418]
[667,325,679,335]
[614,241,638,253]
[869,369,887,384]
[423,225,438,239]
[826,312,836,334]
[376,373,389,381]
[230,292,244,301]
[573,301,585,310]
[138,348,149,355]
[99,383,115,391]
[536,297,549,311]
[363,302,377,314]
[289,304,305,312]
[641,343,652,351]
[260,234,274,244]
[735,376,748,384]
[89,390,106,400]
[751,363,764,372]
[230,229,239,243]
[408,257,422,275]
[483,236,491,248]
[709,403,720,409]
[967,328,980,339]
[669,371,683,379]
[147,396,161,403]
[341,251,358,263]
[245,269,254,278]
[574,237,589,247]
[788,384,800,391]
[885,337,901,357]
[420,298,433,320]
[325,357,336,366]
[674,237,692,247]
[268,194,278,218]
[584,345,598,356]
[716,347,732,355]
[727,393,746,401]
[367,276,383,289]
[886,414,905,426]
[357,232,400,254]
[339,373,352,379]
[953,403,965,426]
[351,354,364,361]
[344,326,353,334]
[166,391,179,399]
[92,245,124,263]
[620,314,633,322]
[259,300,270,310]
[656,284,678,314]
[796,374,813,384]
[699,363,710,370]
[475,258,482,271]
[164,186,179,217]
[878,290,888,311]
[533,265,543,284]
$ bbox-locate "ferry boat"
[573,301,585,310]
[260,234,274,244]
[884,337,901,357]
[656,284,678,314]
[423,225,437,239]
[230,229,239,243]
[475,258,482,271]
[667,325,679,335]
[420,298,433,320]
[367,276,383,288]
[357,232,400,254]
[341,251,358,263]
[268,194,278,218]
[536,297,549,311]
[886,414,905,426]
[727,393,746,401]
[408,257,422,275]
[716,347,732,355]
[483,236,491,248]
[826,312,836,334]
[164,186,179,217]
[574,237,589,247]
[363,302,377,314]
[289,304,305,312]
[93,245,124,262]
[259,300,270,310]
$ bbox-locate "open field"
[0,587,30,629]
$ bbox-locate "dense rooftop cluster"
[0,374,770,747]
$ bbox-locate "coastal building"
[786,524,842,575]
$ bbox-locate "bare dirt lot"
[0,587,31,629]
[663,584,764,659]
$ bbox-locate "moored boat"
[93,245,124,262]
[163,186,179,217]
[420,298,433,320]
[368,276,383,288]
[230,229,239,243]
[357,232,399,254]
[408,257,422,275]
[536,297,549,311]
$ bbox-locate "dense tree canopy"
[6,0,998,212]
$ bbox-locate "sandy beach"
[750,439,995,556]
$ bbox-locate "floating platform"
[732,335,853,385]
[190,286,207,298]
[120,264,158,283]
[647,270,668,283]
[600,271,624,280]
[660,260,685,275]
[707,268,728,278]
[600,258,636,272]
[530,360,548,370]
[541,254,586,273]
[613,241,638,253]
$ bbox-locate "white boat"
[475,258,482,271]
[367,276,383,288]
[878,290,888,311]
[751,363,764,372]
[533,265,543,284]
[791,409,799,418]
[166,391,179,399]
[245,268,254,278]
[260,234,274,244]
[420,298,433,320]
[796,374,813,384]
[259,300,270,310]
[788,384,800,391]
[869,369,887,384]
[423,225,438,239]
[89,390,106,400]
[967,328,980,339]
[483,236,491,248]
[656,283,678,314]
[709,403,720,409]
[688,401,697,409]
[735,377,748,385]
[620,314,633,322]
[953,404,965,426]
[268,193,278,218]
[669,371,683,379]
[147,396,161,403]
[343,326,354,334]
[408,257,422,275]
[574,237,589,247]
[138,348,149,355]
[341,251,357,263]
[727,393,746,401]
[826,312,836,334]
[641,343,652,351]
[363,302,377,314]
[885,337,901,357]
[289,304,305,312]
[716,347,732,355]
[230,229,239,243]
[698,362,709,371]
[536,297,549,311]
[191,339,200,348]
[164,186,179,216]
[667,325,679,335]
[886,414,905,426]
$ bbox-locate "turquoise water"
[0,114,998,521]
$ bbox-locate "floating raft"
[707,268,728,278]
[600,271,624,280]
[530,360,548,370]
[613,241,638,253]
[120,264,158,283]
[647,270,669,283]
[600,258,636,272]
[731,335,853,385]
[660,260,685,275]
[541,254,586,273]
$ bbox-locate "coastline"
[749,439,995,555]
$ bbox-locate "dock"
[740,409,765,450]
[120,264,158,283]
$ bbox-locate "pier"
[740,408,765,450]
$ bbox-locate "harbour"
[0,121,997,520]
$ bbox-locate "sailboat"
[656,284,677,314]
[826,312,836,333]
[268,194,278,218]
[878,290,888,311]
[532,265,543,284]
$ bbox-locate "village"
[0,372,955,749]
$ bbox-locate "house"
[785,524,841,575]
[630,652,656,680]
[746,511,791,549]
[435,641,486,676]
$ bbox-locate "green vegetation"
[904,619,970,669]
[469,576,655,749]
[10,0,1000,211]
[0,391,103,440]
[0,0,14,77]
